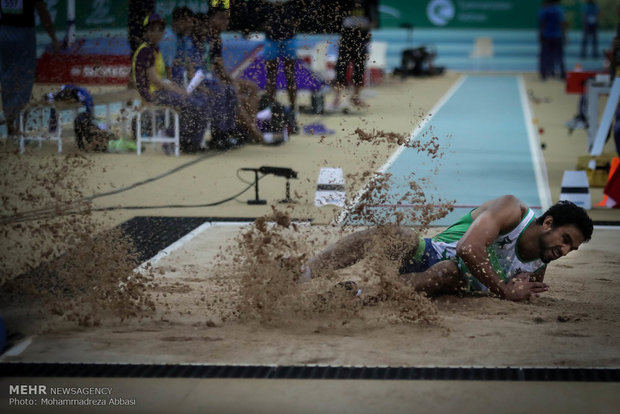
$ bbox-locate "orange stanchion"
[597,157,620,207]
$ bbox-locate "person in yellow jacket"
[132,13,211,153]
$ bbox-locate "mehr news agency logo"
[7,384,136,407]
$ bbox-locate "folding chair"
[18,104,63,154]
[135,105,180,156]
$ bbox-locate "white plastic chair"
[18,105,62,154]
[136,105,180,156]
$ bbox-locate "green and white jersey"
[431,208,546,291]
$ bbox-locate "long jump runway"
[344,75,551,226]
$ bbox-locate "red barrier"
[37,52,130,85]
[565,71,599,94]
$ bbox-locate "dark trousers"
[0,26,36,127]
[540,37,565,80]
[335,28,371,87]
[581,23,599,58]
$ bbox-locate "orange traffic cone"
[596,157,620,207]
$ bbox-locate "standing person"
[538,0,567,80]
[132,13,210,153]
[581,0,600,59]
[165,6,195,86]
[301,195,593,302]
[260,0,300,133]
[328,0,378,111]
[0,0,60,137]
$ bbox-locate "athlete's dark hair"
[536,200,593,242]
[172,6,194,21]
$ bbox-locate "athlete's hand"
[502,274,548,301]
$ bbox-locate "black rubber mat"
[119,216,256,263]
[1,363,618,382]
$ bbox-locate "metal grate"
[1,363,618,382]
[119,216,313,263]
[119,216,253,263]
[592,220,620,227]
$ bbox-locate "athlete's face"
[538,218,585,263]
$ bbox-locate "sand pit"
[1,73,618,375]
[1,219,618,368]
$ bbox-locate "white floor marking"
[518,75,553,211]
[133,221,307,274]
[0,336,34,361]
[134,221,214,274]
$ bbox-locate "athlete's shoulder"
[477,195,526,232]
[495,194,528,216]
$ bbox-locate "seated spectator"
[187,8,264,147]
[131,13,210,153]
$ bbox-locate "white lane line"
[134,221,214,274]
[518,75,552,211]
[133,221,294,274]
[0,336,34,360]
[336,75,468,224]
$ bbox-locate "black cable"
[0,153,265,224]
[236,168,256,185]
[91,175,265,212]
[1,176,265,223]
[235,168,261,202]
[86,151,220,201]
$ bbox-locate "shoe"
[350,96,369,109]
[162,142,175,155]
[262,131,286,145]
[565,117,587,133]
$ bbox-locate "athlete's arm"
[456,195,543,301]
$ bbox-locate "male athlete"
[301,195,593,302]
